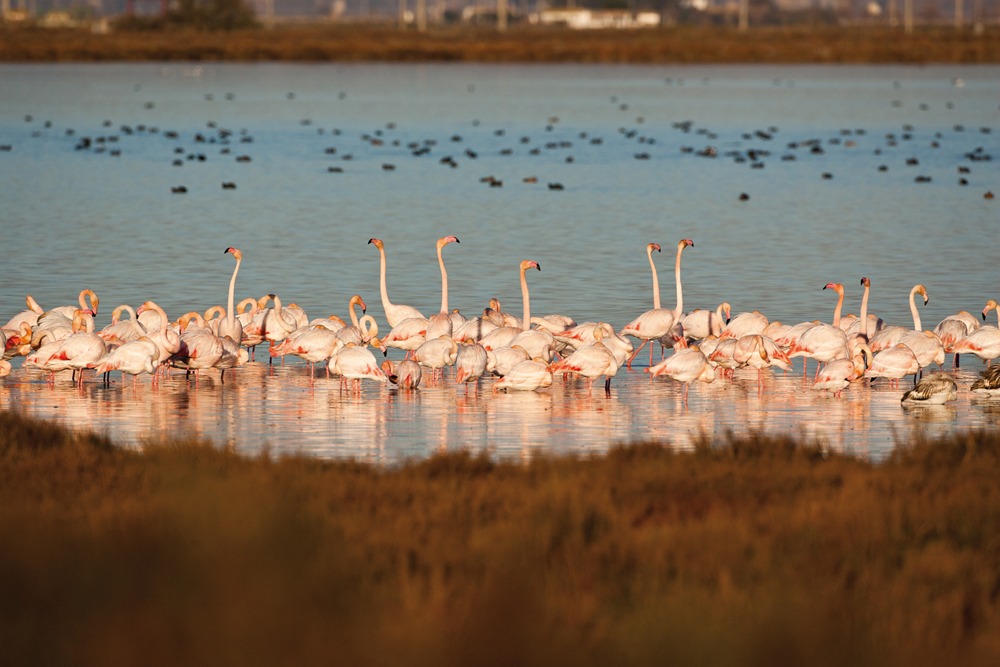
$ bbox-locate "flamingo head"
[860,276,870,288]
[915,284,929,305]
[225,246,243,261]
[721,302,732,323]
[368,238,384,250]
[680,238,694,250]
[437,235,460,249]
[647,242,661,254]
[823,282,844,295]
[350,295,366,313]
[984,299,999,320]
[520,260,541,273]
[82,289,99,316]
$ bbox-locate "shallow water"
[1,63,997,462]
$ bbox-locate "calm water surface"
[1,63,997,462]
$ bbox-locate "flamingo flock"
[3,236,999,408]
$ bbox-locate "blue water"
[1,63,997,463]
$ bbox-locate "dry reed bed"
[1,409,999,666]
[1,25,999,63]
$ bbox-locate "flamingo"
[647,341,715,404]
[333,295,370,345]
[897,329,945,376]
[621,239,693,368]
[136,301,181,373]
[271,328,343,376]
[426,235,460,339]
[951,300,1000,367]
[48,289,99,321]
[811,342,871,397]
[218,247,244,345]
[368,237,425,328]
[486,345,530,377]
[384,358,423,390]
[259,294,299,354]
[844,276,883,340]
[733,334,791,392]
[2,294,44,331]
[707,337,740,380]
[508,260,555,362]
[88,336,159,387]
[869,284,929,352]
[169,311,224,381]
[865,343,920,388]
[719,310,768,340]
[901,373,958,406]
[547,322,621,394]
[680,302,731,342]
[98,305,147,346]
[934,312,977,367]
[330,343,387,391]
[25,309,107,385]
[492,358,552,393]
[787,283,850,377]
[3,322,33,360]
[454,342,488,390]
[413,335,459,381]
[453,307,503,343]
[971,365,1000,397]
[383,316,429,356]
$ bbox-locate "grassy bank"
[1,24,999,63]
[2,410,999,666]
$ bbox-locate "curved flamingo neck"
[520,267,531,332]
[648,246,661,310]
[349,299,362,328]
[271,296,295,333]
[909,286,923,331]
[832,287,844,328]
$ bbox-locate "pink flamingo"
[951,300,1000,367]
[621,239,693,368]
[647,340,715,404]
[426,235,460,339]
[218,247,244,345]
[368,237,426,328]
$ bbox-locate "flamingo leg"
[626,340,647,369]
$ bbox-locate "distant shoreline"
[2,24,999,64]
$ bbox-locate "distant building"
[531,8,661,29]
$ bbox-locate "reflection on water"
[1,360,992,464]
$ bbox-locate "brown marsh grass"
[2,409,1000,666]
[1,24,998,63]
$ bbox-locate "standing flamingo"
[492,358,553,393]
[218,247,244,345]
[136,301,181,375]
[869,284,929,352]
[508,260,555,362]
[25,309,107,385]
[426,235,460,339]
[368,237,425,328]
[621,239,693,367]
[455,341,489,391]
[865,343,920,388]
[330,343,388,391]
[647,340,715,404]
[2,295,44,331]
[951,300,1000,366]
[548,322,621,394]
[384,358,423,390]
[88,336,159,387]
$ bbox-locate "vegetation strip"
[0,25,998,64]
[2,409,999,665]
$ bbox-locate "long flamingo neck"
[833,291,844,328]
[673,245,685,317]
[520,269,531,332]
[438,247,449,314]
[909,288,922,331]
[350,301,361,328]
[227,258,240,327]
[378,247,393,313]
[859,285,870,337]
[649,249,661,310]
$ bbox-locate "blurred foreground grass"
[1,24,998,63]
[2,409,1000,666]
